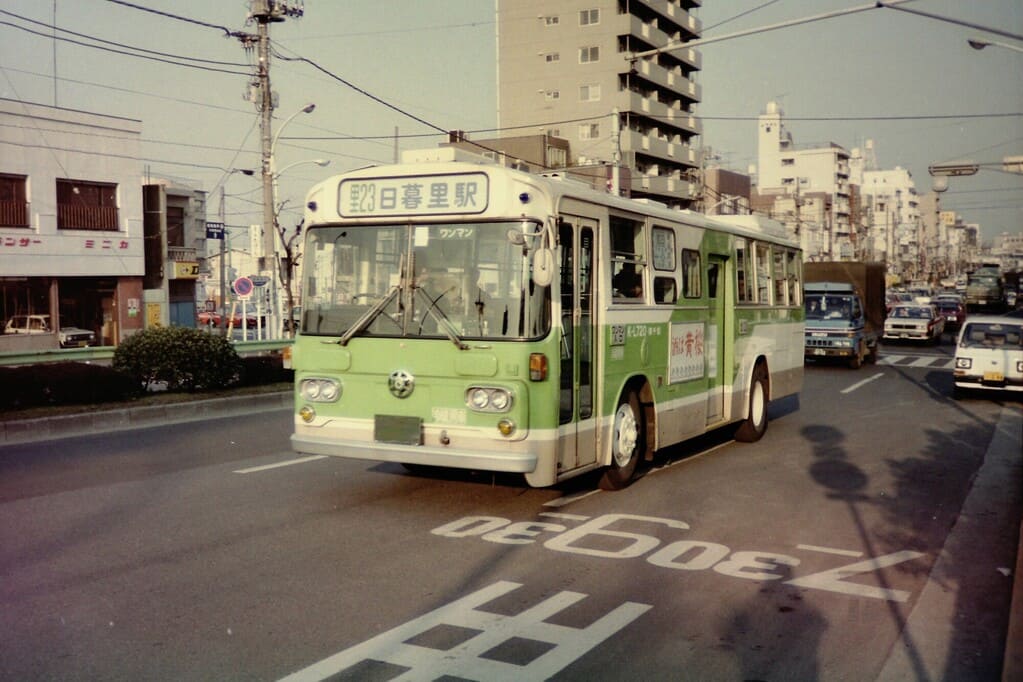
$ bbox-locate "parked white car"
[3,314,96,348]
[883,303,944,344]
[952,315,1023,398]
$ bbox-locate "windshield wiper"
[414,286,469,350]
[337,286,401,346]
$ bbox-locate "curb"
[0,391,293,445]
[1005,519,1023,682]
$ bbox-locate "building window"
[579,123,600,140]
[544,90,560,101]
[781,158,795,166]
[547,146,567,168]
[57,179,119,231]
[0,174,29,227]
[579,46,600,63]
[547,128,561,138]
[580,84,601,101]
[580,9,599,26]
[543,15,559,26]
[544,52,560,63]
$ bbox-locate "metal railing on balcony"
[0,200,29,227]
[167,246,198,261]
[57,204,119,231]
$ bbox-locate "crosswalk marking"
[278,581,651,681]
[876,354,953,369]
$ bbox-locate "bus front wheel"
[599,391,643,490]
[735,364,769,442]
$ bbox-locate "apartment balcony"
[167,246,198,262]
[619,90,701,135]
[630,58,702,104]
[632,0,702,39]
[622,130,699,167]
[622,15,700,71]
[0,201,29,228]
[628,172,698,202]
[56,204,119,231]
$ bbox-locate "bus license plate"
[983,371,1004,382]
[374,415,423,445]
[813,349,826,356]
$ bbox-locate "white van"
[952,315,1023,398]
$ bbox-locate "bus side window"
[610,215,646,301]
[654,277,677,304]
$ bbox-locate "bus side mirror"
[533,248,554,287]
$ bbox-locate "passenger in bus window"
[614,265,643,298]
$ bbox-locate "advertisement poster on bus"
[669,322,706,383]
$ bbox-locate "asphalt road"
[0,342,1020,681]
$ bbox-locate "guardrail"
[0,339,293,367]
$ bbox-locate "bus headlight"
[466,386,513,413]
[300,378,341,402]
[955,357,972,370]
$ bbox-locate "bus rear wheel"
[735,364,769,442]
[599,391,643,490]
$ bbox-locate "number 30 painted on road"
[431,513,924,602]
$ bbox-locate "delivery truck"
[803,262,886,369]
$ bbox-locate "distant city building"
[496,0,703,208]
[755,101,855,259]
[860,166,921,279]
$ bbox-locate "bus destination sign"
[338,172,489,218]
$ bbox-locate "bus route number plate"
[374,415,423,445]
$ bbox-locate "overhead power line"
[103,0,238,36]
[0,9,248,67]
[0,21,248,76]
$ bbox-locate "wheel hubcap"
[613,403,638,466]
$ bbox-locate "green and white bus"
[291,148,804,489]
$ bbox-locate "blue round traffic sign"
[233,276,254,298]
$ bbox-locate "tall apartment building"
[861,167,922,279]
[496,0,703,208]
[756,101,855,259]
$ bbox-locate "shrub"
[113,326,242,392]
[0,362,141,410]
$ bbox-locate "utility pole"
[241,0,304,337]
[219,186,227,336]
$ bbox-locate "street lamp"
[264,102,317,338]
[968,37,1023,54]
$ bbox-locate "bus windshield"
[300,222,551,342]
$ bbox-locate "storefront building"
[0,98,145,350]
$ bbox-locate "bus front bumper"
[291,433,539,474]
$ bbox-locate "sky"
[0,0,1020,246]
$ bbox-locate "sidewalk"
[876,407,1022,682]
[0,390,292,446]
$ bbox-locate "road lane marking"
[234,455,327,474]
[277,581,651,682]
[841,372,883,394]
[797,544,863,557]
[542,490,601,508]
